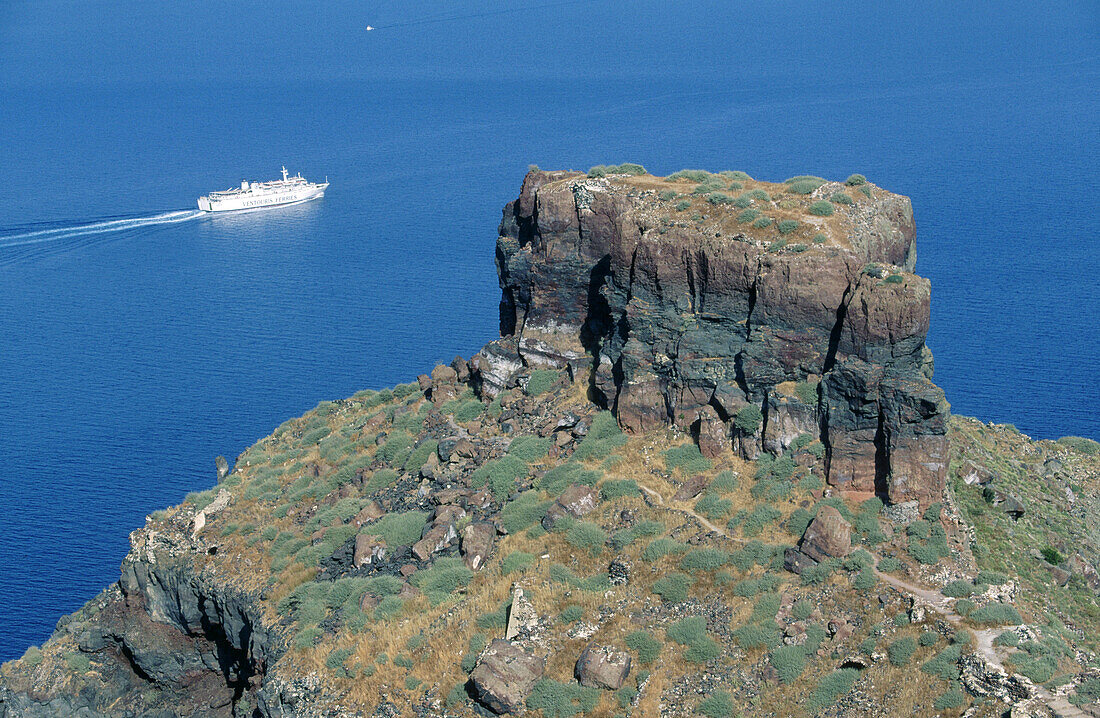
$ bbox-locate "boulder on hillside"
[353,535,387,567]
[468,639,545,715]
[542,484,598,530]
[574,643,631,690]
[672,475,708,502]
[695,406,729,459]
[412,522,458,561]
[462,522,495,570]
[799,505,851,562]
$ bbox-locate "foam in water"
[0,210,202,249]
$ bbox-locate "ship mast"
[281,166,289,182]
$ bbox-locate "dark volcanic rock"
[574,643,631,690]
[798,505,851,562]
[468,639,545,715]
[477,170,949,508]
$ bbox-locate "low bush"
[883,274,904,284]
[888,636,917,666]
[667,616,720,663]
[526,678,601,717]
[538,462,600,495]
[878,556,901,572]
[600,478,640,501]
[524,369,559,396]
[920,631,940,647]
[659,189,678,201]
[737,208,761,223]
[969,602,1022,625]
[976,569,1009,585]
[409,557,473,605]
[859,185,872,197]
[771,644,807,683]
[680,547,729,572]
[697,691,734,718]
[812,232,827,243]
[675,199,691,211]
[501,492,551,533]
[572,412,627,461]
[934,690,965,709]
[588,163,646,177]
[502,551,535,575]
[921,645,962,679]
[752,216,773,229]
[471,454,530,499]
[845,174,867,186]
[366,511,430,547]
[807,668,860,710]
[1041,546,1065,565]
[1056,436,1100,455]
[733,622,781,650]
[65,651,91,673]
[734,404,763,435]
[829,192,853,205]
[706,192,733,205]
[808,200,834,216]
[652,571,693,603]
[801,557,841,586]
[559,605,584,624]
[664,443,713,474]
[1011,654,1058,683]
[710,471,738,492]
[508,435,553,462]
[777,219,799,234]
[625,630,662,664]
[668,169,713,182]
[695,492,733,520]
[565,521,607,555]
[787,179,825,195]
[943,580,976,598]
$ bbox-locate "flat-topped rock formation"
[479,168,949,507]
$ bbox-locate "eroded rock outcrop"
[477,170,949,507]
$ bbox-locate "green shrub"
[976,570,1009,585]
[829,192,853,205]
[675,199,691,211]
[538,462,601,495]
[65,651,91,673]
[887,636,917,666]
[664,443,713,474]
[697,691,734,718]
[599,478,640,501]
[993,630,1019,647]
[812,233,827,243]
[1070,678,1100,706]
[695,492,733,520]
[777,219,799,234]
[680,548,728,572]
[801,557,841,586]
[652,572,693,603]
[919,631,940,647]
[752,216,773,229]
[744,188,770,201]
[943,580,975,598]
[20,645,43,667]
[742,504,782,536]
[769,238,787,253]
[737,208,761,223]
[659,190,678,201]
[921,645,962,679]
[882,274,904,285]
[1011,654,1058,683]
[501,492,551,533]
[326,647,353,672]
[771,644,807,683]
[707,192,733,205]
[877,556,901,572]
[403,439,438,472]
[845,174,866,186]
[409,557,473,605]
[852,568,876,589]
[1057,436,1100,454]
[787,179,825,195]
[566,521,607,555]
[1041,546,1064,565]
[808,668,860,710]
[711,470,738,492]
[792,600,814,621]
[625,631,662,664]
[668,169,713,182]
[471,454,530,499]
[667,616,720,663]
[734,404,762,435]
[732,622,780,650]
[559,605,584,624]
[589,163,646,177]
[525,370,559,396]
[933,690,964,709]
[502,551,535,575]
[859,185,872,197]
[793,380,819,405]
[572,412,627,461]
[969,602,1022,625]
[808,200,834,216]
[732,195,752,208]
[366,511,429,547]
[508,435,553,462]
[526,678,601,717]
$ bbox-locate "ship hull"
[197,185,326,212]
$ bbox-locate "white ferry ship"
[197,167,328,212]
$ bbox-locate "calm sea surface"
[1,35,1098,658]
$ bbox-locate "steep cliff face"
[481,169,948,507]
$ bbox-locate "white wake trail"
[0,210,202,248]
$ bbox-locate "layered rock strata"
[478,170,949,506]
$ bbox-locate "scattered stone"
[609,559,631,586]
[575,643,631,690]
[352,501,384,526]
[541,484,598,530]
[959,652,1035,704]
[881,500,920,524]
[783,547,819,575]
[468,639,545,715]
[695,406,729,459]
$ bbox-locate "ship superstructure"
[197,167,328,212]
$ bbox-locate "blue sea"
[1,0,1097,660]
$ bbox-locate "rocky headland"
[2,167,1098,718]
